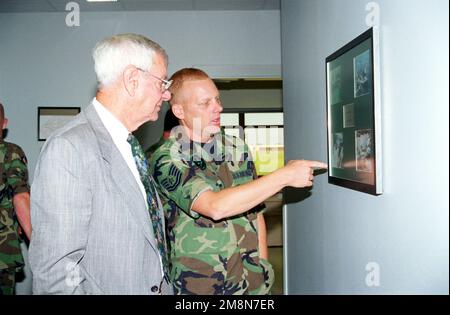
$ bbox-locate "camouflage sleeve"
[6,143,30,195]
[246,143,266,215]
[151,150,217,218]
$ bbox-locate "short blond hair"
[168,68,210,104]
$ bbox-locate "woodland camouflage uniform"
[0,140,29,295]
[150,129,274,295]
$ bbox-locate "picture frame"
[38,107,80,141]
[325,27,382,195]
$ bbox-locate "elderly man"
[150,68,327,295]
[29,34,172,294]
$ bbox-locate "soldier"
[150,68,327,295]
[0,102,32,295]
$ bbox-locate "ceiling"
[0,0,280,12]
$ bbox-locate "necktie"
[127,134,168,279]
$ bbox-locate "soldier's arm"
[13,192,31,240]
[151,150,218,219]
[192,160,327,221]
[6,144,32,240]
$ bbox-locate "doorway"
[216,78,284,294]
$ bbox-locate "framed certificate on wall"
[38,107,80,141]
[325,27,382,195]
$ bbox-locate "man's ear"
[171,104,184,120]
[122,66,139,97]
[2,118,8,130]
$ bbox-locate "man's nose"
[213,99,223,113]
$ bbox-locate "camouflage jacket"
[145,136,167,162]
[0,140,29,270]
[150,129,274,295]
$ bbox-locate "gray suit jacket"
[29,104,172,295]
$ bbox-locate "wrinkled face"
[136,54,171,123]
[177,79,223,142]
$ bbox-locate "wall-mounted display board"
[326,28,382,195]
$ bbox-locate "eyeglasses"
[136,67,172,92]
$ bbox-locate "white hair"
[92,33,168,89]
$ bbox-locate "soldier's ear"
[171,104,184,120]
[2,118,8,130]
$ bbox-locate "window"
[221,110,284,176]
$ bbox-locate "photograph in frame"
[355,129,374,173]
[330,65,343,105]
[353,49,372,98]
[332,132,344,169]
[343,103,355,128]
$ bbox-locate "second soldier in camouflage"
[0,103,31,295]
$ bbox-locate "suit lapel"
[83,104,158,250]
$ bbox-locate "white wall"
[281,0,448,294]
[0,9,281,294]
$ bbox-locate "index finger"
[304,160,328,169]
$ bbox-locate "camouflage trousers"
[0,268,16,295]
[170,252,275,295]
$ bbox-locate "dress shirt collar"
[92,98,130,143]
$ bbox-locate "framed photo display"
[38,107,80,141]
[326,27,382,195]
